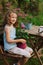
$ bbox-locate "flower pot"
[25,22,32,30]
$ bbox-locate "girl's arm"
[5,26,26,44]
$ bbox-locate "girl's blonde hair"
[3,9,18,27]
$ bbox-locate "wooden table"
[24,25,43,65]
[25,25,43,36]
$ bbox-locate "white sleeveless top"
[3,25,17,51]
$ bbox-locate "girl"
[3,9,33,65]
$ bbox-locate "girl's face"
[9,13,17,25]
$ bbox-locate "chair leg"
[2,55,10,65]
[0,46,10,65]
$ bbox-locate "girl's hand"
[19,39,26,43]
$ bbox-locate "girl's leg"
[8,47,30,65]
[17,56,29,65]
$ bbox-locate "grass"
[26,57,43,65]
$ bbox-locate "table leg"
[29,39,43,65]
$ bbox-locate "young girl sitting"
[3,9,33,65]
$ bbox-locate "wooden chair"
[0,23,43,65]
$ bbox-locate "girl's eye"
[12,17,15,18]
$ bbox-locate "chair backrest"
[0,24,4,46]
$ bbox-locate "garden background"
[0,0,43,65]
